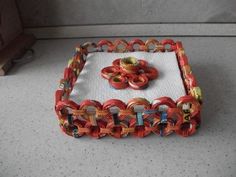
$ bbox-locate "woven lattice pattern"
[55,39,202,138]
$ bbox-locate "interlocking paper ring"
[127,97,150,111]
[72,119,86,138]
[84,120,107,139]
[103,99,127,120]
[109,76,128,89]
[81,42,97,55]
[143,67,159,80]
[128,39,147,52]
[79,100,106,138]
[178,55,189,66]
[112,58,121,67]
[176,96,200,118]
[120,57,139,74]
[182,65,192,76]
[175,119,197,137]
[106,120,129,138]
[152,115,175,136]
[161,39,176,51]
[55,100,79,121]
[152,97,176,111]
[79,100,102,121]
[145,39,160,52]
[103,99,127,111]
[61,121,77,137]
[185,73,197,88]
[175,41,183,50]
[64,67,76,84]
[138,59,148,69]
[55,90,64,105]
[97,40,114,52]
[128,74,149,90]
[113,39,129,53]
[101,66,120,80]
[129,118,152,137]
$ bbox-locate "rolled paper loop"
[55,90,64,105]
[179,55,189,66]
[154,43,165,52]
[106,121,129,138]
[152,97,176,111]
[101,66,120,80]
[64,67,76,84]
[103,99,127,120]
[167,107,183,123]
[161,39,175,45]
[109,75,128,89]
[79,100,102,124]
[175,41,184,50]
[103,99,127,110]
[129,119,152,138]
[128,39,147,51]
[127,97,150,111]
[112,58,121,67]
[81,42,97,55]
[80,100,102,109]
[61,121,80,137]
[67,58,73,68]
[72,119,86,138]
[97,40,114,52]
[161,39,176,51]
[190,87,202,103]
[182,65,192,76]
[152,113,175,136]
[177,96,201,118]
[138,59,148,69]
[175,119,197,137]
[75,45,83,53]
[143,67,158,80]
[128,74,149,90]
[127,97,151,119]
[113,39,129,53]
[120,57,139,74]
[55,100,79,121]
[175,41,185,56]
[185,73,197,87]
[85,120,107,138]
[145,39,160,52]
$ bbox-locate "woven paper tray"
[55,38,202,139]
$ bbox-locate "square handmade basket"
[55,39,202,139]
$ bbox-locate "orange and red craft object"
[55,38,203,139]
[101,57,158,90]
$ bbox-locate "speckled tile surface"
[0,37,235,177]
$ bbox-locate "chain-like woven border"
[55,38,203,138]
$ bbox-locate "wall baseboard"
[24,24,236,39]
